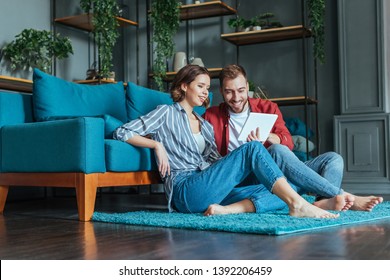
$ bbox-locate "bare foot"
[289,200,339,219]
[345,193,384,211]
[313,194,355,211]
[204,204,231,216]
[204,199,255,216]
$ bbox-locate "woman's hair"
[219,64,247,88]
[170,64,211,108]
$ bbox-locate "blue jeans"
[172,141,285,213]
[268,144,344,196]
[228,144,345,213]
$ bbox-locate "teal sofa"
[0,69,210,221]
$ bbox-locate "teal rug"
[92,201,390,235]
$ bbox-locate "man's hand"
[246,127,262,142]
[154,142,170,177]
[246,129,281,145]
[265,132,281,145]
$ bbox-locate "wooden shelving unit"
[74,79,128,88]
[221,25,312,46]
[268,96,317,107]
[148,1,236,86]
[74,79,117,84]
[54,14,138,32]
[0,76,33,93]
[151,67,222,82]
[180,1,236,20]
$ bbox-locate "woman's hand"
[154,142,170,177]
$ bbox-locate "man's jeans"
[268,144,344,196]
[173,143,344,214]
[224,144,344,213]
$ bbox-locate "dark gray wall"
[1,0,340,153]
[0,0,51,78]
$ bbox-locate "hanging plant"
[150,0,180,91]
[2,28,73,73]
[307,0,325,64]
[80,0,120,79]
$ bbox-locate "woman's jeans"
[172,141,285,213]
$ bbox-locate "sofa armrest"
[1,117,105,173]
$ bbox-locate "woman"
[114,65,338,218]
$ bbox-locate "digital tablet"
[238,113,278,141]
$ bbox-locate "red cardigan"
[203,98,294,156]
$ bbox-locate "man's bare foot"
[345,193,384,211]
[289,200,339,219]
[204,204,232,216]
[313,194,355,211]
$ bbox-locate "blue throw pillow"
[32,69,127,123]
[125,82,212,120]
[126,82,173,121]
[102,114,124,139]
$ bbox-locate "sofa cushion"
[126,82,173,121]
[0,91,33,127]
[32,68,127,123]
[102,115,124,139]
[125,82,212,121]
[104,139,157,172]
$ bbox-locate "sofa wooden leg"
[0,185,9,214]
[75,174,98,222]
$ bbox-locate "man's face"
[221,74,249,113]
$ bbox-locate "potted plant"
[253,13,283,30]
[228,16,253,32]
[307,0,325,64]
[2,28,73,74]
[80,0,120,79]
[150,0,180,91]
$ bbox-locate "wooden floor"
[1,191,390,260]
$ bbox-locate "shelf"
[54,14,138,32]
[74,79,128,87]
[221,25,312,46]
[268,96,317,107]
[180,1,236,20]
[149,67,222,82]
[75,79,117,84]
[0,75,33,93]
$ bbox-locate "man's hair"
[170,64,211,107]
[219,64,247,88]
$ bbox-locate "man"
[204,64,383,211]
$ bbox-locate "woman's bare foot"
[289,200,339,219]
[313,194,355,211]
[204,204,231,216]
[344,193,384,211]
[204,199,255,216]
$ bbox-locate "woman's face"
[181,74,210,107]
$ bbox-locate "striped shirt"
[114,102,221,211]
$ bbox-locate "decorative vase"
[173,52,187,72]
[191,57,204,67]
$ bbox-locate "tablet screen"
[238,113,278,141]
